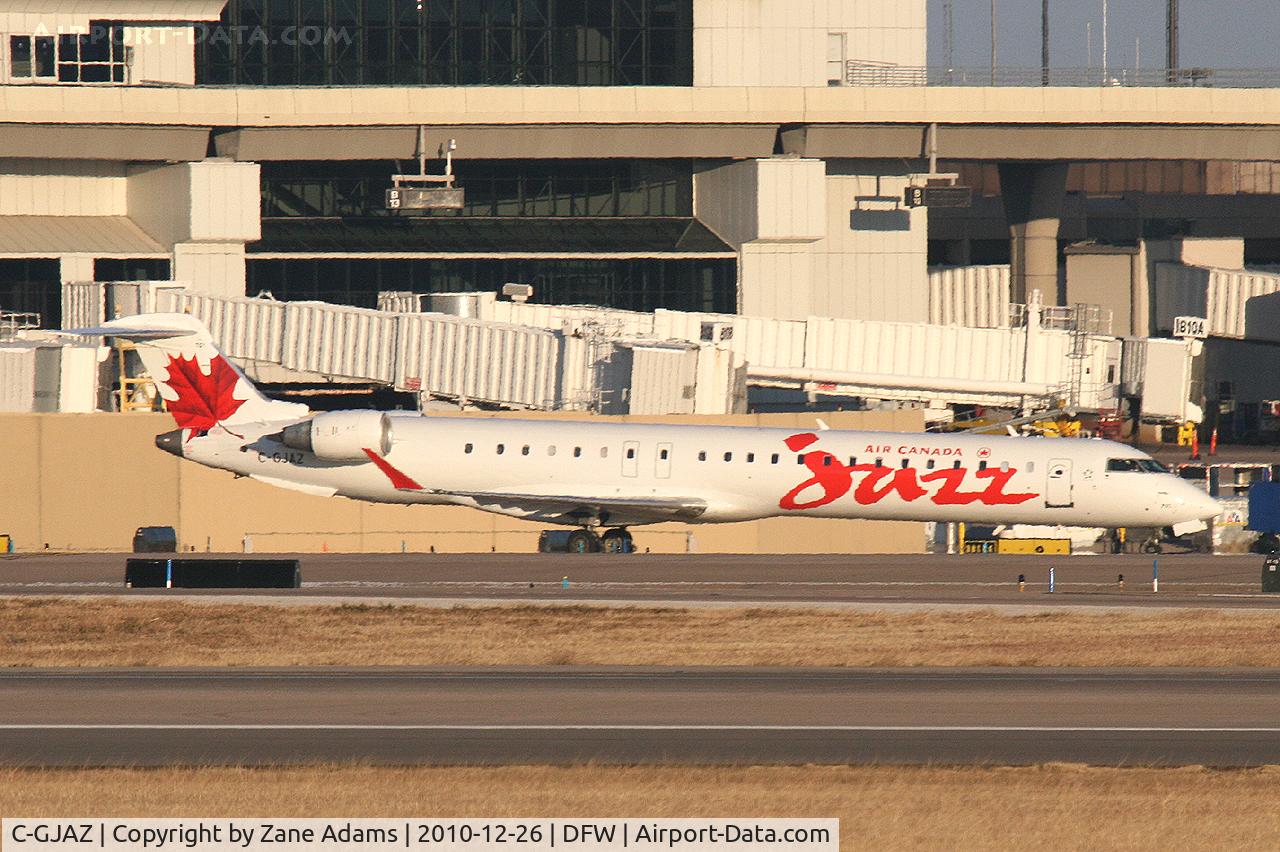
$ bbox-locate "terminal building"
[0,0,933,326]
[4,0,1280,430]
[10,0,1280,552]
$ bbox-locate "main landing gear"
[565,528,634,554]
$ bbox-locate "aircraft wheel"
[601,529,633,554]
[1141,539,1163,555]
[566,530,601,554]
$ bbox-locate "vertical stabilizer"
[96,313,308,431]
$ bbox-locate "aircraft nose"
[1181,483,1220,521]
[155,429,185,458]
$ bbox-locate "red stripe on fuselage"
[363,449,423,491]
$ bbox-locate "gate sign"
[903,186,973,209]
[1173,316,1208,339]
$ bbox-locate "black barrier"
[125,559,301,589]
[1264,556,1280,594]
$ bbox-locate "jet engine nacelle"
[281,411,391,461]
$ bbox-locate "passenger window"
[464,443,473,454]
[978,461,988,471]
[600,447,609,458]
[1000,461,1010,472]
[660,449,669,460]
[548,446,557,457]
[626,447,636,460]
[926,459,936,470]
[522,445,530,456]
[573,447,582,458]
[747,453,755,463]
[1027,461,1035,473]
[724,452,733,462]
[953,460,962,469]
[797,455,805,464]
[901,459,910,469]
[699,451,707,461]
[848,456,858,467]
[875,458,883,468]
[496,444,505,455]
[771,454,779,464]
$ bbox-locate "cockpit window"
[1108,458,1170,473]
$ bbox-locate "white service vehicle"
[86,314,1221,554]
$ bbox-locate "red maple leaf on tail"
[164,354,247,440]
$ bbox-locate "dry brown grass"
[3,765,1280,851]
[7,598,1280,667]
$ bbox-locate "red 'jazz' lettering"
[779,433,853,510]
[850,465,928,505]
[972,468,1039,506]
[776,433,1042,512]
[919,468,984,505]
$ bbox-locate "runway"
[5,667,1280,767]
[0,552,1276,609]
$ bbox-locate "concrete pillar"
[999,162,1069,305]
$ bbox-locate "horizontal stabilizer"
[54,326,196,341]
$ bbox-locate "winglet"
[363,449,423,491]
[815,418,831,432]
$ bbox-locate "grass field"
[6,597,1280,667]
[3,765,1280,851]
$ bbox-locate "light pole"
[990,0,998,85]
[1102,0,1109,79]
[1042,0,1050,86]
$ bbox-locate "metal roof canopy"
[0,216,164,255]
[216,125,779,161]
[0,124,211,161]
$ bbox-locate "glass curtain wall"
[261,160,692,218]
[248,258,735,313]
[197,0,694,86]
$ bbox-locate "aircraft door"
[655,443,673,479]
[1046,458,1073,508]
[622,440,640,478]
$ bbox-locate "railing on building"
[844,62,1280,88]
[0,312,40,340]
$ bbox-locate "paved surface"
[4,667,1280,767]
[0,552,1277,609]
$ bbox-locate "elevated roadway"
[5,667,1280,767]
[10,86,1280,162]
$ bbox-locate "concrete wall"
[696,158,928,322]
[815,162,929,322]
[127,160,260,297]
[128,26,196,86]
[0,410,925,555]
[693,0,926,87]
[0,160,126,216]
[128,160,261,248]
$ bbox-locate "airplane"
[77,313,1222,554]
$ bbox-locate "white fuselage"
[181,415,1221,530]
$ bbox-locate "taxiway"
[4,667,1280,766]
